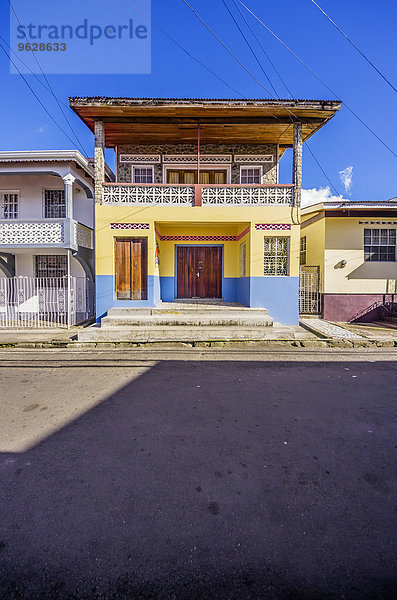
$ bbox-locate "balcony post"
[63,173,75,219]
[94,120,105,204]
[292,122,302,207]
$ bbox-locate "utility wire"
[0,34,70,109]
[236,0,397,159]
[221,1,341,195]
[181,0,282,110]
[8,0,88,156]
[230,0,293,98]
[0,41,86,150]
[310,0,397,95]
[220,0,279,97]
[123,0,245,97]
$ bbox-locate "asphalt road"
[0,349,396,599]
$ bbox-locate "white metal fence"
[299,266,321,314]
[0,276,88,328]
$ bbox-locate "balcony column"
[292,122,302,207]
[63,174,75,219]
[94,120,105,204]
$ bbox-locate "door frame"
[174,244,224,300]
[163,164,232,184]
[114,237,148,301]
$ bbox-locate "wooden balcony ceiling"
[69,97,341,146]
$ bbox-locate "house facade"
[301,201,397,322]
[70,97,341,325]
[0,150,113,326]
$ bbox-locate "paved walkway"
[300,318,365,339]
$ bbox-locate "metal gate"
[299,266,321,314]
[0,276,88,328]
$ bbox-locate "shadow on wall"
[0,358,396,599]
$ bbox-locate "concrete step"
[100,315,273,327]
[107,306,269,318]
[78,325,293,343]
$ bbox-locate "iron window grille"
[1,191,19,219]
[364,228,396,262]
[300,236,307,265]
[264,237,289,276]
[44,190,66,219]
[34,255,67,279]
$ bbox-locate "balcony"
[102,183,294,206]
[0,219,93,250]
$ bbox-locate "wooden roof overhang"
[69,97,341,147]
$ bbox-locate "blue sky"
[1,0,396,201]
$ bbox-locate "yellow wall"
[324,218,397,294]
[301,213,326,291]
[95,204,298,278]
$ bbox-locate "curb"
[0,338,396,349]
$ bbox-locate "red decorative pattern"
[255,223,291,230]
[236,226,250,240]
[154,225,251,242]
[110,223,150,230]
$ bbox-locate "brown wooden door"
[115,238,148,300]
[167,170,227,184]
[177,246,222,298]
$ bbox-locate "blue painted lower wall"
[96,275,299,325]
[248,276,299,325]
[96,274,159,320]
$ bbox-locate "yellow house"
[70,97,340,325]
[301,201,397,321]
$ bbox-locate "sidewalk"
[0,320,396,349]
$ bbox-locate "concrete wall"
[0,171,93,227]
[95,204,299,324]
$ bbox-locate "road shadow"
[0,359,396,599]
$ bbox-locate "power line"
[236,0,397,159]
[220,0,279,97]
[0,34,70,109]
[220,1,342,195]
[181,0,282,108]
[8,0,88,156]
[0,41,85,150]
[123,0,245,97]
[310,0,397,95]
[230,0,293,98]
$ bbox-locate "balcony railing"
[0,219,93,250]
[102,183,294,206]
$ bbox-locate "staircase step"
[100,315,273,327]
[78,325,286,343]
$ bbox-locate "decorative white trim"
[162,154,232,164]
[234,154,274,163]
[119,154,161,164]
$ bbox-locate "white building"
[0,150,113,327]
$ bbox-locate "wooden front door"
[115,238,148,300]
[177,246,222,299]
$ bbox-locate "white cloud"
[34,124,48,134]
[339,165,353,195]
[301,186,348,208]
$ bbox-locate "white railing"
[0,276,88,328]
[202,185,294,205]
[0,220,65,245]
[103,184,195,205]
